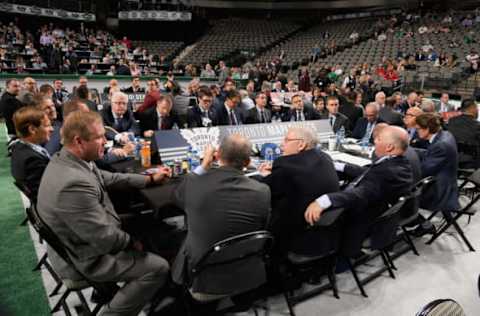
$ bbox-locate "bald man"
[305,125,413,256]
[352,103,382,143]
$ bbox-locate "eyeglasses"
[405,113,416,117]
[284,137,303,143]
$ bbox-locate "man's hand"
[257,162,272,177]
[304,202,324,226]
[151,165,172,184]
[201,145,217,170]
[111,147,128,157]
[144,130,154,138]
[122,142,135,155]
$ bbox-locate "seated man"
[215,89,246,126]
[352,103,382,143]
[10,106,53,202]
[172,134,270,295]
[259,127,339,254]
[122,76,145,94]
[245,92,272,124]
[138,94,182,137]
[324,95,350,134]
[448,98,480,146]
[186,87,218,128]
[101,91,139,143]
[282,94,320,121]
[305,126,413,256]
[37,111,171,315]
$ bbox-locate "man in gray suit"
[37,111,171,316]
[172,134,271,298]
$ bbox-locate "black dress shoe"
[91,283,120,304]
[410,224,437,237]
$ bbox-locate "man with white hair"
[420,99,435,113]
[101,91,139,143]
[259,127,340,254]
[375,91,386,108]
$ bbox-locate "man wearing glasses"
[186,87,218,128]
[101,91,139,143]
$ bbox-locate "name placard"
[154,120,333,162]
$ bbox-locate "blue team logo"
[260,143,281,160]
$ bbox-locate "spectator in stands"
[448,99,480,147]
[305,125,413,255]
[172,135,270,294]
[246,92,272,124]
[200,63,216,78]
[352,103,381,143]
[217,60,229,84]
[216,89,245,126]
[259,127,339,255]
[462,15,474,27]
[285,80,297,93]
[0,79,22,137]
[37,110,170,316]
[10,106,53,202]
[17,77,37,105]
[139,94,180,136]
[466,50,479,73]
[31,56,47,71]
[101,91,139,142]
[123,76,145,94]
[85,64,97,76]
[282,94,319,122]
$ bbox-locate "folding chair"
[347,197,407,297]
[416,298,466,316]
[426,169,480,251]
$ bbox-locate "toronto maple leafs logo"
[180,128,220,156]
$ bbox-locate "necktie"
[296,111,301,121]
[160,117,168,130]
[330,116,334,127]
[362,122,373,143]
[56,91,62,102]
[114,116,121,129]
[260,110,265,123]
[229,110,237,125]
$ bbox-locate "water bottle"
[265,148,274,164]
[186,146,193,170]
[360,137,369,154]
[133,138,141,160]
[336,126,345,146]
[190,149,200,170]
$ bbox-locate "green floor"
[0,123,50,316]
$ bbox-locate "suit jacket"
[138,106,181,134]
[44,120,63,155]
[262,149,339,254]
[37,148,147,281]
[282,107,321,122]
[122,86,145,94]
[436,102,455,113]
[418,130,460,212]
[328,156,413,255]
[101,106,140,140]
[10,141,50,203]
[379,107,404,127]
[0,92,24,135]
[324,112,351,134]
[215,105,246,126]
[186,105,219,128]
[172,167,270,292]
[352,118,382,142]
[339,101,363,131]
[447,114,480,146]
[245,107,272,124]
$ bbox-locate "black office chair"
[397,176,436,256]
[426,169,479,252]
[281,207,345,316]
[416,298,466,316]
[179,231,291,316]
[457,142,480,171]
[27,204,108,316]
[347,197,407,298]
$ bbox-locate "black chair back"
[467,168,480,187]
[190,231,273,296]
[416,298,466,316]
[13,181,35,204]
[402,176,435,218]
[368,197,406,250]
[457,142,480,169]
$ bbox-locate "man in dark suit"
[339,91,363,131]
[215,89,246,126]
[138,94,182,137]
[122,76,145,94]
[172,135,270,295]
[186,87,218,128]
[10,107,53,202]
[37,111,171,315]
[259,127,339,254]
[436,93,456,113]
[324,95,350,134]
[0,79,23,138]
[101,91,139,142]
[399,91,418,115]
[245,92,272,124]
[305,126,413,256]
[352,103,382,143]
[379,97,404,127]
[282,94,321,122]
[448,99,480,146]
[416,113,460,212]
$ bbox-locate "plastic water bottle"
[133,138,141,160]
[360,137,369,154]
[186,146,193,170]
[336,126,346,146]
[265,148,274,164]
[190,149,200,170]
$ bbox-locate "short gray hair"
[219,134,252,170]
[111,91,128,102]
[420,99,435,113]
[289,127,318,149]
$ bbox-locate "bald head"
[365,102,379,123]
[374,125,409,157]
[219,134,252,170]
[372,122,389,139]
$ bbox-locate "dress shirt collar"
[429,133,438,144]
